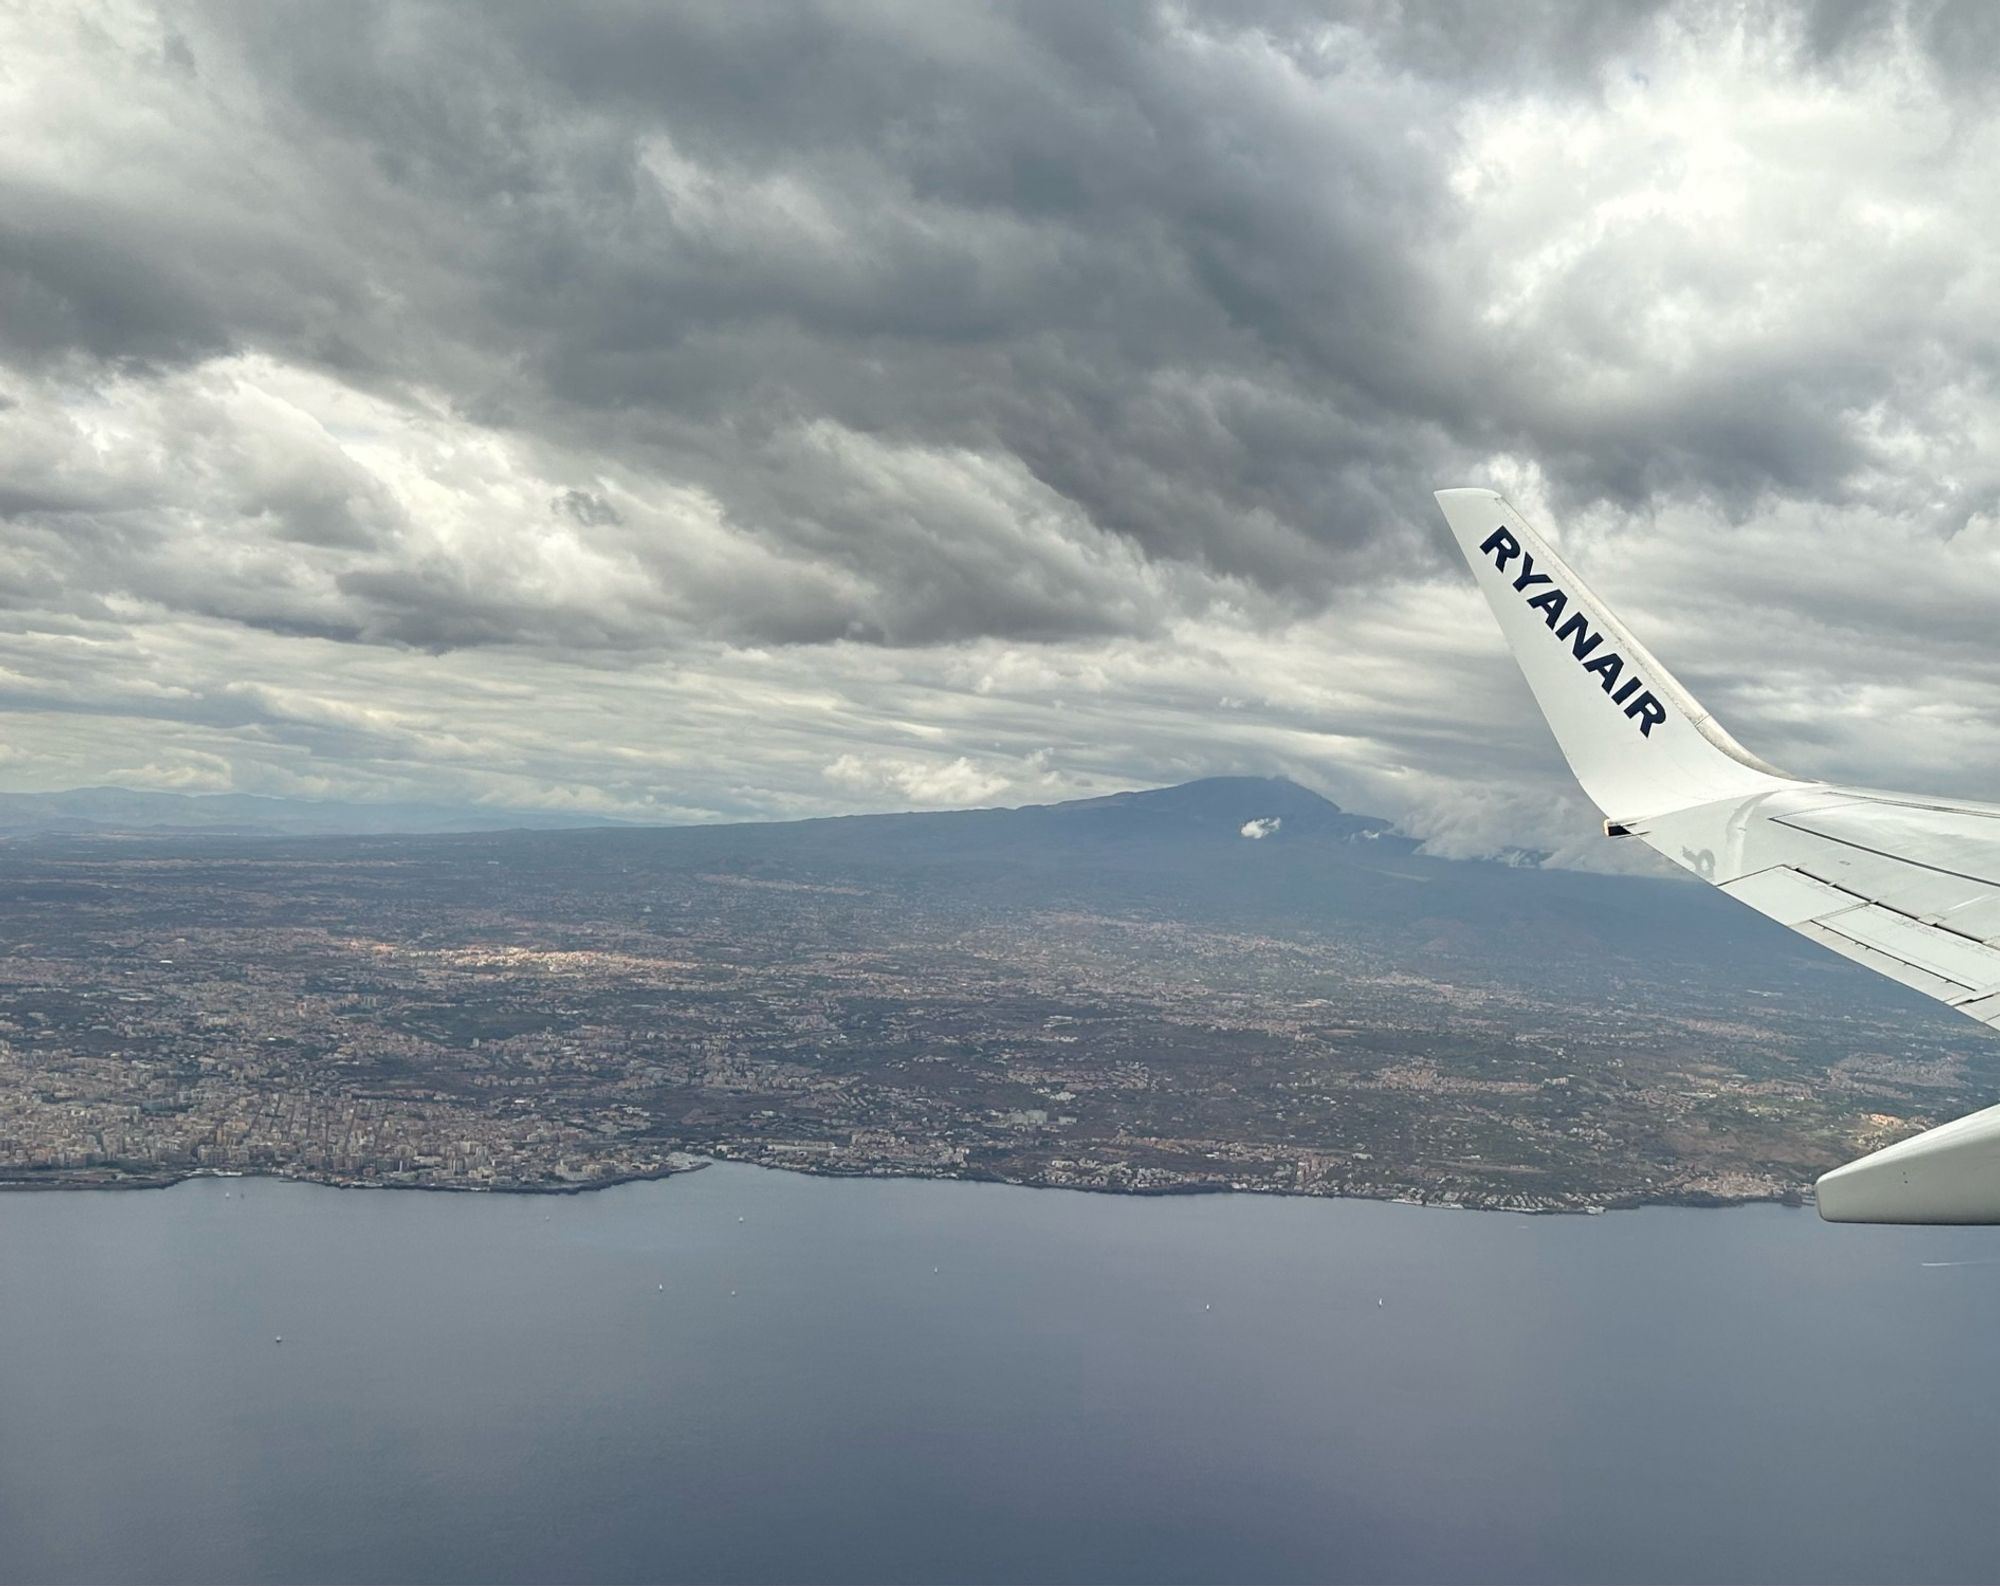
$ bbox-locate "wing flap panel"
[1927,895,2000,943]
[1953,992,2000,1027]
[1817,905,2000,996]
[1858,879,2000,936]
[1776,801,2000,889]
[1794,919,1980,1004]
[1718,860,2000,1002]
[1717,866,1864,925]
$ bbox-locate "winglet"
[1434,488,1797,822]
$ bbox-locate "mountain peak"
[1042,776,1391,842]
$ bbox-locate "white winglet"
[1435,487,2000,1225]
[1434,488,1798,822]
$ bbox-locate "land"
[0,777,1993,1211]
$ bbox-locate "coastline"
[0,1152,1816,1215]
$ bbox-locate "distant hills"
[0,786,628,838]
[0,775,1398,845]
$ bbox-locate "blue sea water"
[0,1164,1996,1584]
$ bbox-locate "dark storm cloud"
[56,0,1486,634]
[9,0,2000,851]
[10,0,1967,646]
[0,207,228,368]
[492,0,1475,586]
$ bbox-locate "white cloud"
[822,752,1009,809]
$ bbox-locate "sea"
[1,1163,1996,1584]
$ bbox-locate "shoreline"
[0,1154,1816,1216]
[0,1160,706,1196]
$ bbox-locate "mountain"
[404,773,1971,1032]
[1008,775,1401,843]
[609,774,1405,862]
[0,775,1369,843]
[5,771,1974,1028]
[5,771,1993,1210]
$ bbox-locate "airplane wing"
[1434,486,2000,1224]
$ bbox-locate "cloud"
[4,2,2000,865]
[1240,817,1280,839]
[824,752,1011,808]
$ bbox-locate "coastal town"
[2,787,1989,1214]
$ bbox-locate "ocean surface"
[1,1165,1997,1584]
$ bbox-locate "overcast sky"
[8,1,2000,865]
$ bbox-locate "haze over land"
[6,779,1991,1211]
[0,786,629,839]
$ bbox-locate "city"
[1,781,1987,1213]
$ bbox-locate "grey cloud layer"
[7,0,2000,857]
[8,1,1488,646]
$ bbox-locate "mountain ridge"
[0,774,1396,846]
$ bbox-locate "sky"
[8,1,2000,867]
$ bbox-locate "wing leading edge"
[1435,487,2000,1225]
